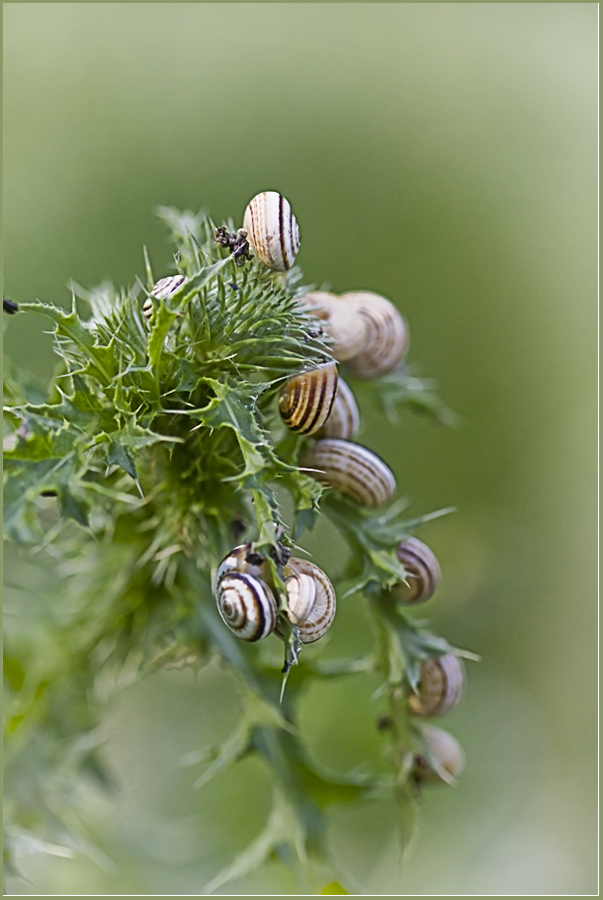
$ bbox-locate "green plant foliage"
[3,205,469,893]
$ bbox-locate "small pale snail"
[341,291,409,378]
[316,377,360,441]
[409,654,464,717]
[300,292,367,362]
[279,557,337,643]
[278,362,338,435]
[142,274,186,320]
[393,537,441,604]
[215,571,278,642]
[242,191,301,272]
[300,438,396,508]
[412,725,465,785]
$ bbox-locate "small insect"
[3,298,19,315]
[214,227,252,267]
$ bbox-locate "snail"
[242,191,301,272]
[300,292,367,362]
[300,439,396,507]
[316,377,360,440]
[341,291,409,378]
[412,725,465,785]
[280,557,336,643]
[409,654,464,717]
[278,362,339,435]
[143,274,186,320]
[393,537,441,604]
[215,571,277,642]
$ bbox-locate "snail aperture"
[243,191,300,272]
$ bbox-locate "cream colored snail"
[341,291,409,378]
[393,537,441,604]
[300,438,396,507]
[278,362,338,435]
[316,377,360,440]
[409,654,464,717]
[243,191,301,272]
[215,571,277,642]
[142,274,186,320]
[300,292,367,362]
[280,557,336,643]
[412,725,465,785]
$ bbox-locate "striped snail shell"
[341,291,409,378]
[393,537,441,604]
[278,558,336,643]
[278,362,338,435]
[142,274,186,320]
[243,191,301,272]
[300,439,396,508]
[409,654,464,717]
[316,377,360,440]
[300,292,367,362]
[412,725,465,785]
[215,543,271,590]
[215,571,277,641]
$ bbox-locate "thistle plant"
[3,194,473,894]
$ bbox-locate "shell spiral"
[215,571,277,642]
[279,362,338,435]
[243,191,301,272]
[394,537,441,603]
[342,291,409,378]
[143,274,186,320]
[300,439,396,507]
[409,654,464,717]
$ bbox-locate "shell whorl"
[278,362,338,435]
[394,537,441,603]
[316,377,360,440]
[300,292,367,362]
[243,191,300,272]
[341,291,409,378]
[215,571,277,642]
[283,558,336,643]
[300,439,396,508]
[409,654,465,717]
[142,274,186,320]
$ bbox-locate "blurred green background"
[3,2,597,894]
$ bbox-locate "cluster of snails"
[213,544,336,645]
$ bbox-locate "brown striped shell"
[278,362,338,435]
[281,558,336,643]
[412,725,465,785]
[215,571,277,641]
[409,654,464,717]
[243,191,301,272]
[142,274,186,320]
[316,378,360,440]
[300,439,396,507]
[341,291,409,378]
[300,292,367,362]
[393,537,441,604]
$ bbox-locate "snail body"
[394,537,441,604]
[341,291,409,378]
[215,571,277,642]
[279,362,338,435]
[301,292,367,362]
[409,654,464,717]
[143,274,186,320]
[243,191,300,272]
[412,725,465,784]
[300,439,396,507]
[316,377,360,440]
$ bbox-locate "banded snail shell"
[412,725,465,785]
[215,571,277,641]
[282,558,336,643]
[342,291,409,378]
[278,362,338,435]
[394,537,441,604]
[316,377,360,440]
[409,654,464,717]
[243,191,301,272]
[300,439,396,508]
[215,543,270,591]
[301,292,367,362]
[142,274,186,320]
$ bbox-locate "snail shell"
[341,291,409,378]
[409,654,464,717]
[143,274,186,320]
[215,543,270,590]
[412,725,465,785]
[300,292,367,362]
[278,362,338,435]
[243,191,301,272]
[281,558,336,643]
[316,377,360,440]
[215,571,277,641]
[300,439,396,507]
[393,537,441,604]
